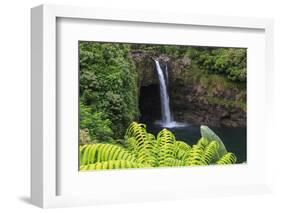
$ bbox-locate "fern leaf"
[216,153,237,165]
[80,160,148,170]
[197,137,209,148]
[80,122,237,170]
[165,158,186,167]
[186,144,207,166]
[125,122,147,139]
[157,129,177,166]
[173,141,191,160]
[80,144,136,165]
[202,140,220,164]
[125,122,158,166]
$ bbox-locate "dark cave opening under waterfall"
[139,84,162,122]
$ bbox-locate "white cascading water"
[155,60,173,126]
[165,63,169,86]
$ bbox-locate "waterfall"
[155,60,173,126]
[164,63,169,86]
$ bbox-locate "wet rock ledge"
[131,50,246,128]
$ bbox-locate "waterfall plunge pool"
[141,60,246,164]
[145,121,247,164]
[154,120,187,128]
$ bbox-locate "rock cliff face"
[131,50,246,128]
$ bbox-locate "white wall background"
[0,0,280,212]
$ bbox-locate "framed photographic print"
[31,4,274,208]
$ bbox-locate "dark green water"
[145,122,247,164]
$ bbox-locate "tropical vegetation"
[79,42,139,139]
[79,42,246,142]
[80,122,236,170]
[79,42,245,170]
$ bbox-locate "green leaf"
[200,125,227,157]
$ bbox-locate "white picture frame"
[31,4,274,208]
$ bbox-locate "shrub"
[186,47,246,82]
[80,101,113,142]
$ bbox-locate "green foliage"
[80,143,136,165]
[200,125,227,158]
[187,47,246,81]
[185,144,206,166]
[173,141,191,161]
[156,128,177,167]
[79,42,139,139]
[80,102,113,141]
[202,141,220,164]
[131,44,188,58]
[172,53,246,112]
[216,153,237,165]
[79,42,246,143]
[131,44,246,82]
[80,160,147,170]
[125,122,158,166]
[80,122,237,170]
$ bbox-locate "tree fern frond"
[197,137,209,148]
[80,123,238,170]
[157,128,176,166]
[125,137,138,154]
[165,158,186,167]
[202,141,220,164]
[80,143,136,165]
[186,144,206,166]
[147,133,156,141]
[173,141,191,160]
[124,122,158,166]
[216,153,237,165]
[80,144,95,165]
[80,160,148,170]
[125,122,147,139]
